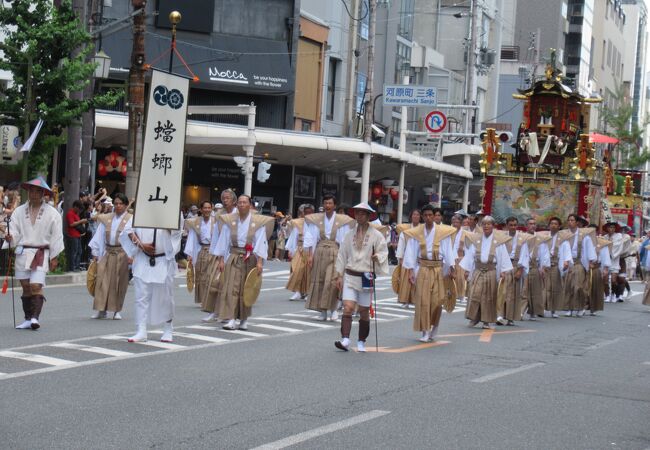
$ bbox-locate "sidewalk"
[45,271,88,286]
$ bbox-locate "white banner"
[133,70,189,229]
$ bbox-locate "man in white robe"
[7,177,64,330]
[120,216,183,342]
[285,203,315,300]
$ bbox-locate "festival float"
[478,52,606,228]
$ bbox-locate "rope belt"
[418,258,443,267]
[475,261,496,272]
[345,268,365,277]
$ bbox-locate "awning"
[95,111,473,180]
[590,132,619,144]
[102,30,294,95]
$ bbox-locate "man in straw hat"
[393,209,421,309]
[558,214,597,317]
[402,206,457,342]
[285,203,315,301]
[304,194,354,321]
[333,202,388,352]
[120,214,183,342]
[460,215,514,329]
[184,200,220,320]
[88,193,132,320]
[213,195,274,331]
[6,177,64,330]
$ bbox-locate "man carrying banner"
[460,216,513,329]
[214,195,274,331]
[304,195,354,321]
[334,203,388,352]
[88,193,132,320]
[6,177,64,330]
[185,200,220,320]
[120,217,183,342]
[402,206,456,342]
[285,203,315,301]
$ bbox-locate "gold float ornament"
[569,134,595,180]
[479,128,503,174]
[624,175,634,197]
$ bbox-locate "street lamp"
[93,50,111,79]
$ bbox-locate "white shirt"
[303,213,351,250]
[88,212,130,258]
[401,224,456,277]
[459,233,513,279]
[212,213,268,261]
[558,229,597,271]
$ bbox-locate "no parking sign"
[425,110,447,134]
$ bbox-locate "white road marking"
[471,363,545,383]
[281,313,319,318]
[0,351,76,367]
[381,306,415,314]
[250,410,391,450]
[260,287,286,292]
[148,331,230,344]
[50,343,133,357]
[249,323,302,333]
[101,335,186,350]
[372,311,409,319]
[218,329,269,338]
[178,284,187,288]
[586,337,624,350]
[186,325,219,331]
[263,270,291,277]
[642,361,650,366]
[284,320,333,328]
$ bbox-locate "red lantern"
[110,150,119,160]
[98,161,108,177]
[111,159,119,168]
[390,188,399,200]
[372,185,382,197]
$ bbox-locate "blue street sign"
[383,85,437,107]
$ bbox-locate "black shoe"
[334,340,349,351]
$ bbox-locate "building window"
[601,40,606,69]
[301,120,312,132]
[607,40,612,67]
[398,0,415,41]
[326,59,339,121]
[359,1,369,40]
[395,41,412,83]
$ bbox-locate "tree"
[599,83,650,169]
[0,0,122,177]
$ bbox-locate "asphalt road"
[0,261,649,450]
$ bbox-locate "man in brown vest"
[498,217,530,325]
[89,193,132,320]
[214,195,274,330]
[304,195,354,321]
[184,200,220,320]
[539,216,563,317]
[285,203,315,300]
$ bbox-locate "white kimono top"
[185,217,217,262]
[88,212,132,258]
[460,233,513,279]
[401,224,456,277]
[212,213,268,261]
[558,230,597,272]
[303,213,350,251]
[335,224,389,291]
[9,202,64,274]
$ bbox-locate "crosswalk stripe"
[281,313,320,318]
[186,325,218,331]
[101,335,185,350]
[260,287,286,292]
[0,350,75,367]
[50,343,133,357]
[149,331,230,344]
[218,329,268,337]
[381,306,415,314]
[263,269,290,276]
[285,320,334,328]
[249,323,302,333]
[373,311,409,318]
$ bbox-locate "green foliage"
[0,0,123,176]
[599,83,650,169]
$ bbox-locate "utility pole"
[487,0,503,120]
[462,0,479,212]
[360,0,377,203]
[63,0,86,211]
[125,0,146,200]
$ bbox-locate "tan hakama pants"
[218,249,257,321]
[397,263,415,305]
[500,269,522,321]
[454,263,466,299]
[588,267,604,312]
[562,261,588,311]
[466,264,498,324]
[93,246,129,313]
[286,248,311,294]
[643,281,650,306]
[306,240,340,312]
[194,246,221,313]
[523,264,546,317]
[413,260,445,332]
[545,260,563,312]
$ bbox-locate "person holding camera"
[65,200,89,272]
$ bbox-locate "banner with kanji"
[133,70,189,229]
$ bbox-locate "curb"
[45,272,87,286]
